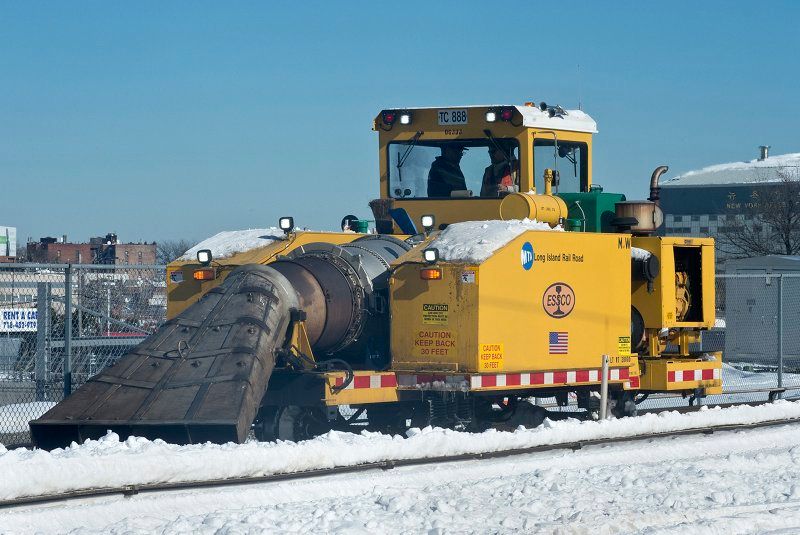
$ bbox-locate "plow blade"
[30,264,296,450]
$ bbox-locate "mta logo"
[521,242,534,270]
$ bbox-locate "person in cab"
[480,141,519,197]
[427,144,467,197]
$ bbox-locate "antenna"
[577,64,582,111]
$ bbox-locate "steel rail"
[3,409,800,510]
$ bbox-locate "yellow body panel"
[390,230,632,375]
[166,231,362,319]
[639,355,723,394]
[323,371,400,405]
[631,236,716,329]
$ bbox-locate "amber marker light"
[419,268,442,280]
[193,268,216,281]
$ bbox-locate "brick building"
[26,233,157,265]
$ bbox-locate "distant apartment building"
[26,233,157,265]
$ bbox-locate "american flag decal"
[549,331,568,354]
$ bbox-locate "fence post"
[600,355,609,420]
[64,264,73,397]
[35,282,51,402]
[778,274,784,398]
[77,267,83,337]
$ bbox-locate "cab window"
[388,139,520,199]
[533,139,588,193]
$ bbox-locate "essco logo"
[521,242,534,270]
[542,282,576,318]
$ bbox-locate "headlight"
[279,216,295,234]
[197,249,212,266]
[423,248,439,264]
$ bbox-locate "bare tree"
[717,168,800,257]
[156,239,194,265]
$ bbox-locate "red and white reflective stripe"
[470,367,630,389]
[667,367,721,383]
[624,375,641,389]
[334,374,397,390]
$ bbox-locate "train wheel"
[253,406,279,442]
[609,391,638,418]
[254,405,329,442]
[507,400,547,429]
[275,405,330,441]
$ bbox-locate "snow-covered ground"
[3,406,800,533]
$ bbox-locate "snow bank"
[0,402,55,434]
[430,219,561,263]
[2,401,800,501]
[180,228,284,261]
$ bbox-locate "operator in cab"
[480,141,518,197]
[427,144,467,197]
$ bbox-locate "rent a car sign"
[1,308,37,332]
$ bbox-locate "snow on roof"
[662,152,800,187]
[429,219,561,263]
[180,228,284,261]
[515,106,597,133]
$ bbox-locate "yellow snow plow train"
[31,103,721,448]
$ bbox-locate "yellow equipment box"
[631,236,716,330]
[638,355,723,395]
[390,229,632,374]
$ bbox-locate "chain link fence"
[0,263,166,445]
[1,266,798,446]
[713,272,800,401]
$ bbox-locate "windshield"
[533,139,588,193]
[388,139,520,199]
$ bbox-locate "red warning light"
[382,110,397,125]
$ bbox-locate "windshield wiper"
[483,129,512,165]
[396,131,424,182]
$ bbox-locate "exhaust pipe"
[648,165,669,206]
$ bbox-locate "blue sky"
[2,1,798,245]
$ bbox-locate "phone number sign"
[1,308,38,332]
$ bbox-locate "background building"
[26,233,157,265]
[659,147,800,264]
[0,227,17,263]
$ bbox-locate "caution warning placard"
[618,336,631,356]
[479,343,504,371]
[413,329,455,357]
[422,303,448,325]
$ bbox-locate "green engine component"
[558,186,626,233]
[352,220,370,233]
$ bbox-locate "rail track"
[2,398,800,510]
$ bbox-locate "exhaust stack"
[648,165,669,206]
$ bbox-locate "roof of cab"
[377,104,597,134]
